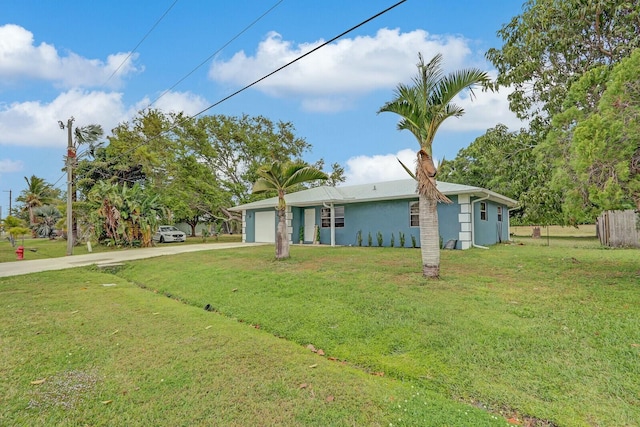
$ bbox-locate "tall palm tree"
[17,175,58,226]
[69,124,104,243]
[378,53,490,279]
[253,161,328,259]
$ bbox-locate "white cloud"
[343,148,418,185]
[133,91,210,117]
[0,158,23,173]
[0,89,127,147]
[0,89,211,148]
[209,28,473,110]
[440,86,526,132]
[0,24,141,88]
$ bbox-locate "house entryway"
[304,209,315,242]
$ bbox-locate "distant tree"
[252,161,327,260]
[3,216,29,247]
[378,53,490,279]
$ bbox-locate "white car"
[153,226,186,243]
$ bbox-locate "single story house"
[228,179,518,249]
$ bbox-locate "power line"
[104,0,180,86]
[80,0,408,180]
[193,0,407,118]
[147,0,285,109]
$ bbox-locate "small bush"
[411,235,417,248]
[377,231,383,247]
[390,233,395,248]
[367,232,373,247]
[399,232,405,248]
[356,230,363,247]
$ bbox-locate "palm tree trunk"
[275,208,290,259]
[419,194,440,278]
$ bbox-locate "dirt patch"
[27,369,101,410]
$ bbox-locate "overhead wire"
[193,0,407,118]
[81,0,407,183]
[146,0,285,109]
[104,0,180,86]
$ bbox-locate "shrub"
[356,230,363,247]
[390,233,395,247]
[377,231,383,247]
[367,232,373,247]
[399,231,405,248]
[411,234,417,248]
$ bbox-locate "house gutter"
[471,195,490,249]
[507,207,518,242]
[322,202,336,246]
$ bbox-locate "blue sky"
[0,0,526,214]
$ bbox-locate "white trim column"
[286,206,293,243]
[241,211,246,243]
[457,195,472,249]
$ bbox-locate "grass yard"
[2,238,639,426]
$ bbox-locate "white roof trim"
[228,179,518,211]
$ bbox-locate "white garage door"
[254,211,276,243]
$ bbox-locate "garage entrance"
[254,211,276,243]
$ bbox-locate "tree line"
[6,110,344,247]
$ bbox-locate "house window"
[321,206,344,228]
[497,206,503,222]
[480,202,488,221]
[409,201,419,227]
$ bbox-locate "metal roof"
[228,179,518,211]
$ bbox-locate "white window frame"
[409,201,419,227]
[497,206,503,222]
[480,201,488,221]
[321,206,344,228]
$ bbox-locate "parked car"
[153,226,186,243]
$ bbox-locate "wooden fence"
[597,210,640,248]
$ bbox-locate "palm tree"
[17,175,58,226]
[378,53,490,278]
[253,161,328,259]
[33,205,62,238]
[68,124,104,243]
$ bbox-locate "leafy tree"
[378,53,490,279]
[16,175,60,227]
[439,124,543,224]
[3,216,28,247]
[487,0,640,128]
[164,155,229,237]
[193,114,312,204]
[542,48,640,222]
[252,161,327,259]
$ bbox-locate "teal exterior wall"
[243,196,511,249]
[472,199,510,246]
[317,199,420,247]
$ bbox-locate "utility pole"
[59,117,75,256]
[2,189,10,216]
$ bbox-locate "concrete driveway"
[0,242,266,278]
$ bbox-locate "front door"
[304,209,315,242]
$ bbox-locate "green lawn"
[2,239,639,426]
